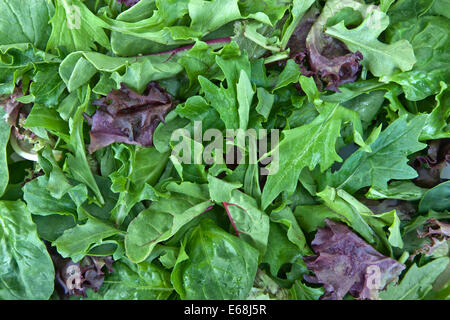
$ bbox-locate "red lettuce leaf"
[412,139,450,188]
[117,0,140,7]
[86,82,173,153]
[304,219,405,300]
[286,7,363,92]
[50,244,114,298]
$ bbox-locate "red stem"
[143,37,232,58]
[222,202,241,237]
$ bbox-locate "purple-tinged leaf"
[304,219,405,300]
[117,0,140,7]
[86,82,173,153]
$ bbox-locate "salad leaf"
[304,219,405,300]
[328,115,427,194]
[326,6,416,77]
[379,257,450,300]
[0,0,54,50]
[171,219,259,299]
[47,0,110,53]
[0,200,55,299]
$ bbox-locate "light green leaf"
[326,9,416,77]
[53,218,121,262]
[270,207,312,255]
[47,0,110,52]
[0,0,54,50]
[188,0,241,33]
[380,257,450,300]
[0,108,9,197]
[0,200,55,299]
[237,70,254,130]
[281,0,316,49]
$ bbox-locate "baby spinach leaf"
[171,219,259,299]
[0,200,55,299]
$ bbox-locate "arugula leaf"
[326,8,416,77]
[380,257,450,300]
[328,115,427,194]
[261,99,364,209]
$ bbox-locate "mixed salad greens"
[0,0,449,300]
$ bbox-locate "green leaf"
[0,0,54,50]
[223,190,270,257]
[178,41,221,91]
[47,0,110,53]
[262,222,304,277]
[86,259,173,300]
[261,102,362,209]
[0,43,59,94]
[198,76,238,129]
[111,58,184,94]
[281,0,316,49]
[188,0,241,34]
[419,181,450,214]
[326,9,416,77]
[23,176,77,217]
[0,200,55,299]
[316,187,378,244]
[270,207,312,255]
[171,219,259,299]
[273,59,301,91]
[290,281,324,300]
[109,145,170,226]
[125,185,213,263]
[366,181,428,201]
[421,82,450,140]
[66,86,104,205]
[379,257,450,300]
[255,87,275,121]
[329,115,427,194]
[32,214,76,242]
[53,218,121,262]
[24,104,69,139]
[0,108,9,197]
[295,187,404,252]
[237,70,254,130]
[29,64,66,106]
[383,14,450,100]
